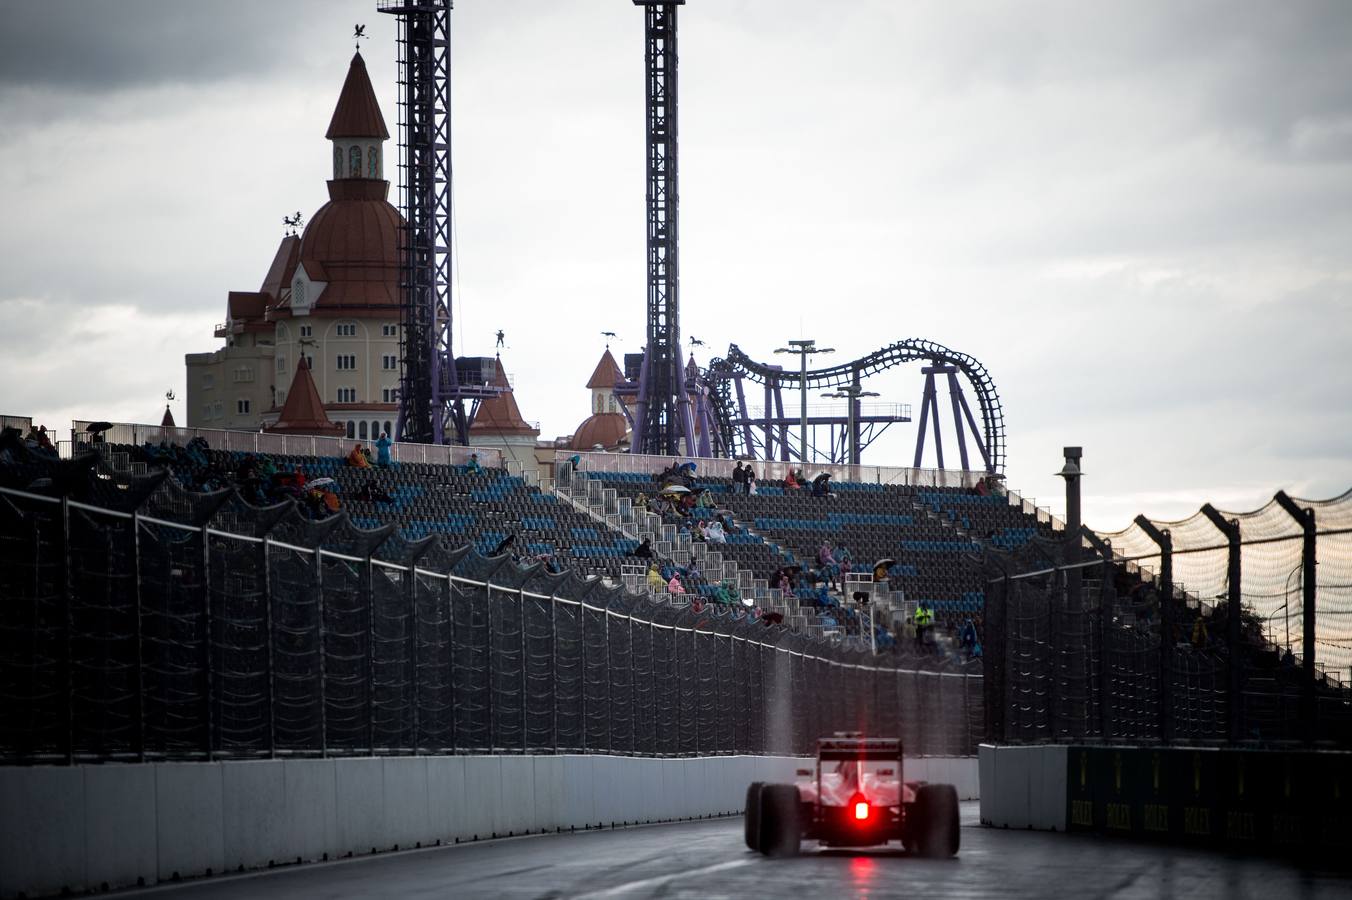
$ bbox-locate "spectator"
[465,453,482,475]
[376,432,393,467]
[347,443,372,469]
[490,533,516,556]
[634,492,649,510]
[646,564,665,591]
[704,519,727,543]
[667,573,686,595]
[35,426,55,454]
[1191,617,1209,648]
[914,602,934,649]
[1281,647,1296,669]
[785,470,801,490]
[686,557,702,582]
[732,461,745,494]
[745,466,756,495]
[355,479,392,503]
[817,541,840,589]
[630,537,654,558]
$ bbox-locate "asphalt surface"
[122,803,1352,900]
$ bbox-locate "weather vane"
[283,211,304,236]
[354,24,367,51]
[601,331,618,346]
[165,389,175,403]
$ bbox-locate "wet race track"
[123,804,1351,900]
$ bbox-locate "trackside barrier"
[0,754,977,898]
[0,754,801,898]
[979,743,1352,853]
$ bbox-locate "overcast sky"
[2,0,1350,530]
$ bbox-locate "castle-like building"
[186,52,403,441]
[187,51,637,465]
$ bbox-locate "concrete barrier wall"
[1,753,977,899]
[979,743,1352,853]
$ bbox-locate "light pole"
[821,386,879,465]
[775,340,834,465]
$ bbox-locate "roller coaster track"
[704,339,1005,473]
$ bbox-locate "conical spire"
[267,358,345,436]
[471,357,540,437]
[326,52,390,140]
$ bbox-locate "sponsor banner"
[1065,746,1351,851]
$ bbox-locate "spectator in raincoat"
[376,432,392,467]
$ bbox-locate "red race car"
[745,734,959,857]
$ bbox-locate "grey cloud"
[0,0,342,91]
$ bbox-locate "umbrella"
[873,557,897,570]
[308,477,336,490]
[811,472,831,484]
[782,563,803,573]
[85,421,113,434]
[660,484,692,495]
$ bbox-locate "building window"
[349,145,361,178]
[337,387,357,403]
[367,145,379,178]
[300,324,312,338]
[382,355,397,370]
[336,323,357,337]
[337,355,357,370]
[333,145,342,179]
[595,395,603,413]
[236,399,250,415]
[233,367,254,383]
[359,420,368,440]
[202,374,215,389]
[213,402,222,417]
[382,324,397,337]
[608,396,617,413]
[302,353,313,369]
[203,405,212,420]
[276,390,286,405]
[382,387,398,403]
[384,420,393,437]
[346,421,356,439]
[276,356,286,373]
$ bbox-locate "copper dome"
[571,412,629,451]
[297,180,403,312]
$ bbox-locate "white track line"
[573,859,754,898]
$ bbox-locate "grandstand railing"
[0,482,983,764]
[71,420,503,469]
[557,449,984,490]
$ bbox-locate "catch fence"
[0,481,982,764]
[984,512,1352,746]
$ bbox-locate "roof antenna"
[354,24,367,51]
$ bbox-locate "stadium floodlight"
[821,386,879,465]
[774,340,834,465]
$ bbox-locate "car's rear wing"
[816,736,903,761]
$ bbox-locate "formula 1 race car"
[745,734,959,857]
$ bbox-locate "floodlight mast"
[631,0,695,457]
[380,0,476,444]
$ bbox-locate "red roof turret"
[326,52,390,140]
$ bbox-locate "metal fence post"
[520,588,528,753]
[550,595,558,754]
[366,554,376,755]
[202,524,214,759]
[408,564,420,754]
[132,511,146,761]
[1200,504,1243,743]
[316,548,327,758]
[1274,491,1318,742]
[1134,516,1173,742]
[261,536,276,757]
[447,573,457,752]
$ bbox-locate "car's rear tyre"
[758,784,801,857]
[913,784,960,858]
[743,782,765,851]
